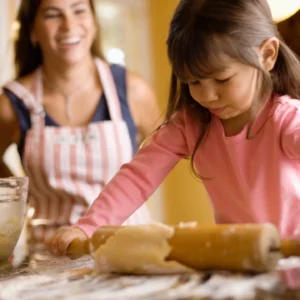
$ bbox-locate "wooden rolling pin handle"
[67,238,90,259]
[281,239,300,257]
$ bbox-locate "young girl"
[47,0,300,256]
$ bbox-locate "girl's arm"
[75,110,190,237]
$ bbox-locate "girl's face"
[31,0,96,65]
[187,58,258,121]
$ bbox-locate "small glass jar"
[0,177,28,262]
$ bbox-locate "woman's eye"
[45,14,61,19]
[189,80,200,85]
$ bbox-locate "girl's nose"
[202,85,219,103]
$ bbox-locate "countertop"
[0,253,297,300]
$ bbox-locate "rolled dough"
[93,223,194,275]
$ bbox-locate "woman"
[0,0,160,246]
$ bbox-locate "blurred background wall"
[147,0,214,225]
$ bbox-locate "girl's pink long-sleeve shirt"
[75,95,300,238]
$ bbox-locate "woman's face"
[31,0,96,65]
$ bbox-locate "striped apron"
[5,58,152,245]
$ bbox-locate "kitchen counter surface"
[0,253,297,300]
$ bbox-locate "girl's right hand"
[45,226,88,256]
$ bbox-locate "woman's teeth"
[60,37,81,45]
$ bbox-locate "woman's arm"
[0,93,20,177]
[126,72,162,141]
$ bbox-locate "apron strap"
[4,80,43,114]
[4,80,45,136]
[95,58,123,121]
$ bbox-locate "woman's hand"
[45,226,88,256]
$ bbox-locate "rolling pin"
[67,223,300,273]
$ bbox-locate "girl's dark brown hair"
[166,0,300,177]
[15,0,105,78]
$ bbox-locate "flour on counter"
[0,270,281,300]
[277,256,300,269]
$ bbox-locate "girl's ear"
[259,37,280,71]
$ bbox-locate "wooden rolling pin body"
[68,223,297,272]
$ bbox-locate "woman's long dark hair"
[15,0,105,78]
[165,0,300,177]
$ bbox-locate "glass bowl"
[0,177,28,263]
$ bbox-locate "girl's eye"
[74,9,86,15]
[215,76,232,84]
